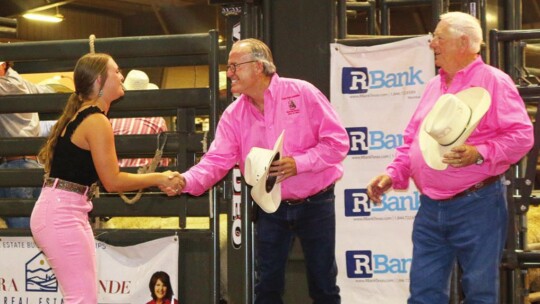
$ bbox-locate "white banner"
[331,35,435,303]
[1,235,179,303]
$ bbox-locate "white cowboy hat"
[123,69,159,90]
[419,87,491,170]
[244,131,285,213]
[38,75,74,93]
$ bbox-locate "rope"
[119,133,168,204]
[201,131,209,153]
[89,34,96,54]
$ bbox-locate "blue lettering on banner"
[345,189,420,217]
[347,127,403,156]
[342,66,424,94]
[373,254,412,274]
[373,191,421,212]
[346,250,412,278]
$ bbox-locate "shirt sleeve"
[472,76,533,175]
[385,83,435,189]
[0,69,54,95]
[182,110,240,196]
[292,87,350,174]
[385,113,418,190]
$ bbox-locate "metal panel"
[0,33,212,61]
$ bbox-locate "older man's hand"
[443,144,481,168]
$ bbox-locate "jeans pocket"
[30,199,49,234]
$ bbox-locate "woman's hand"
[159,171,185,196]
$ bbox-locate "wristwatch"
[475,154,484,165]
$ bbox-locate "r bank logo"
[344,188,420,217]
[342,66,424,94]
[347,127,403,156]
[346,250,412,278]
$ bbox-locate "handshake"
[159,171,186,196]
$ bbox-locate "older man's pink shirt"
[387,57,533,200]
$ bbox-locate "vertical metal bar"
[381,1,389,35]
[242,183,254,304]
[432,0,443,32]
[489,29,499,68]
[337,0,346,39]
[504,0,522,80]
[263,0,272,43]
[240,3,259,302]
[208,29,221,304]
[368,1,376,35]
[242,1,256,39]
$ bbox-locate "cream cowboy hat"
[244,131,285,213]
[419,87,491,170]
[123,70,159,90]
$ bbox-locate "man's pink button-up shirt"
[183,73,350,200]
[387,57,533,200]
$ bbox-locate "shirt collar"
[439,56,484,83]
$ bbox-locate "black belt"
[440,175,501,201]
[282,184,335,206]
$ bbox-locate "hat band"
[439,114,472,147]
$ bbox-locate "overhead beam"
[24,0,76,13]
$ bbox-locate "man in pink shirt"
[174,38,349,303]
[367,12,533,304]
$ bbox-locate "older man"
[174,38,349,303]
[367,12,533,303]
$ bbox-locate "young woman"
[30,53,182,303]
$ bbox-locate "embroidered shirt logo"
[288,100,297,110]
[285,98,300,115]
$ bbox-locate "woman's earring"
[98,89,103,97]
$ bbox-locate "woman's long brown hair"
[38,53,111,173]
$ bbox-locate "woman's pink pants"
[30,181,96,304]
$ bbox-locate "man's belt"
[282,184,335,206]
[441,175,502,201]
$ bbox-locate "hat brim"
[245,131,285,213]
[46,83,74,93]
[419,87,491,170]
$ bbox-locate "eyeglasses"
[226,60,257,73]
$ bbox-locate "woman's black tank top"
[49,106,105,186]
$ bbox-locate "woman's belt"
[43,177,97,201]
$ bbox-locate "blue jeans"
[254,189,340,304]
[408,179,507,304]
[0,158,42,228]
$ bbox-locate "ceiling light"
[22,13,64,23]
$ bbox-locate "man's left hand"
[269,156,297,183]
[443,144,481,168]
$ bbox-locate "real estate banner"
[1,235,179,303]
